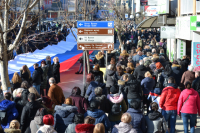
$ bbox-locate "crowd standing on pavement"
[0,22,200,133]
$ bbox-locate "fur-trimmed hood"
[107,93,123,103]
[4,129,21,133]
[55,104,78,112]
[95,95,106,102]
[75,124,95,133]
[118,80,126,86]
[95,52,104,60]
[172,64,181,68]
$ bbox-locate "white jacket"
[36,125,57,133]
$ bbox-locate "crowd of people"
[0,23,200,133]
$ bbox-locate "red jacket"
[75,124,95,133]
[177,88,200,115]
[159,85,181,110]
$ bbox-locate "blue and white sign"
[77,21,114,28]
[125,14,128,18]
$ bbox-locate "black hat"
[89,99,100,109]
[130,99,141,109]
[110,85,119,94]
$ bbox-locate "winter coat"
[46,60,53,79]
[107,53,116,65]
[181,71,195,85]
[124,76,142,99]
[158,65,173,87]
[104,69,116,87]
[107,94,127,122]
[141,77,155,95]
[93,55,105,67]
[54,104,78,133]
[0,100,18,129]
[20,70,30,83]
[20,101,42,133]
[145,111,167,133]
[75,124,95,133]
[4,129,21,133]
[149,62,156,71]
[90,70,104,83]
[14,89,30,121]
[30,111,44,133]
[132,54,142,67]
[126,108,146,133]
[86,81,106,101]
[11,82,21,90]
[92,95,110,113]
[159,83,181,111]
[41,65,48,89]
[181,58,190,72]
[32,67,43,85]
[48,84,65,105]
[133,65,150,81]
[112,122,137,133]
[84,109,111,132]
[171,64,182,86]
[192,76,200,96]
[52,62,60,83]
[36,125,57,133]
[65,123,76,133]
[70,95,88,114]
[177,88,200,115]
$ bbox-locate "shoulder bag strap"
[183,95,190,106]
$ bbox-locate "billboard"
[44,0,68,10]
[144,6,158,16]
[161,26,175,39]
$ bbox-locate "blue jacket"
[141,77,155,95]
[0,100,18,129]
[84,109,111,133]
[86,81,106,101]
[132,54,142,67]
[126,108,146,133]
[139,55,147,61]
[54,104,78,133]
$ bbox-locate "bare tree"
[0,0,39,90]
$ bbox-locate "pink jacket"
[177,88,200,115]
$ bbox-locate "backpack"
[111,103,121,115]
[0,110,7,124]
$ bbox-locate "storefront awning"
[136,16,163,29]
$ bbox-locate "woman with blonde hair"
[141,71,155,113]
[112,113,137,133]
[20,65,31,83]
[11,72,22,90]
[52,57,60,83]
[93,51,105,67]
[94,123,105,133]
[29,87,40,99]
[4,120,21,133]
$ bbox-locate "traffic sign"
[77,36,114,43]
[77,21,114,28]
[78,43,114,50]
[125,14,128,18]
[77,28,114,35]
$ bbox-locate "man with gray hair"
[192,71,200,96]
[134,60,150,81]
[48,77,65,105]
[181,65,195,86]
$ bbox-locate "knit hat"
[110,85,119,94]
[173,60,179,65]
[154,88,161,95]
[89,99,100,109]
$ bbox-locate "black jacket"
[181,58,190,73]
[124,75,142,99]
[92,95,110,113]
[32,67,43,85]
[93,56,105,67]
[52,62,60,83]
[133,65,150,81]
[90,70,104,83]
[106,53,115,65]
[192,77,200,96]
[11,82,21,90]
[171,64,182,86]
[104,70,116,87]
[46,60,53,79]
[20,101,42,133]
[20,70,29,83]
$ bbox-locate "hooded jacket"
[159,83,181,111]
[107,94,127,122]
[145,111,167,133]
[112,122,137,133]
[105,69,116,87]
[75,124,95,133]
[90,70,104,83]
[84,109,111,133]
[54,104,78,133]
[36,125,57,133]
[30,109,45,133]
[126,108,146,133]
[134,65,150,81]
[4,129,21,133]
[86,81,106,101]
[20,101,42,133]
[181,70,195,86]
[171,64,182,86]
[0,100,18,130]
[141,77,155,95]
[177,88,200,115]
[52,62,60,83]
[92,95,110,113]
[93,54,105,67]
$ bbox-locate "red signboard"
[77,29,114,35]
